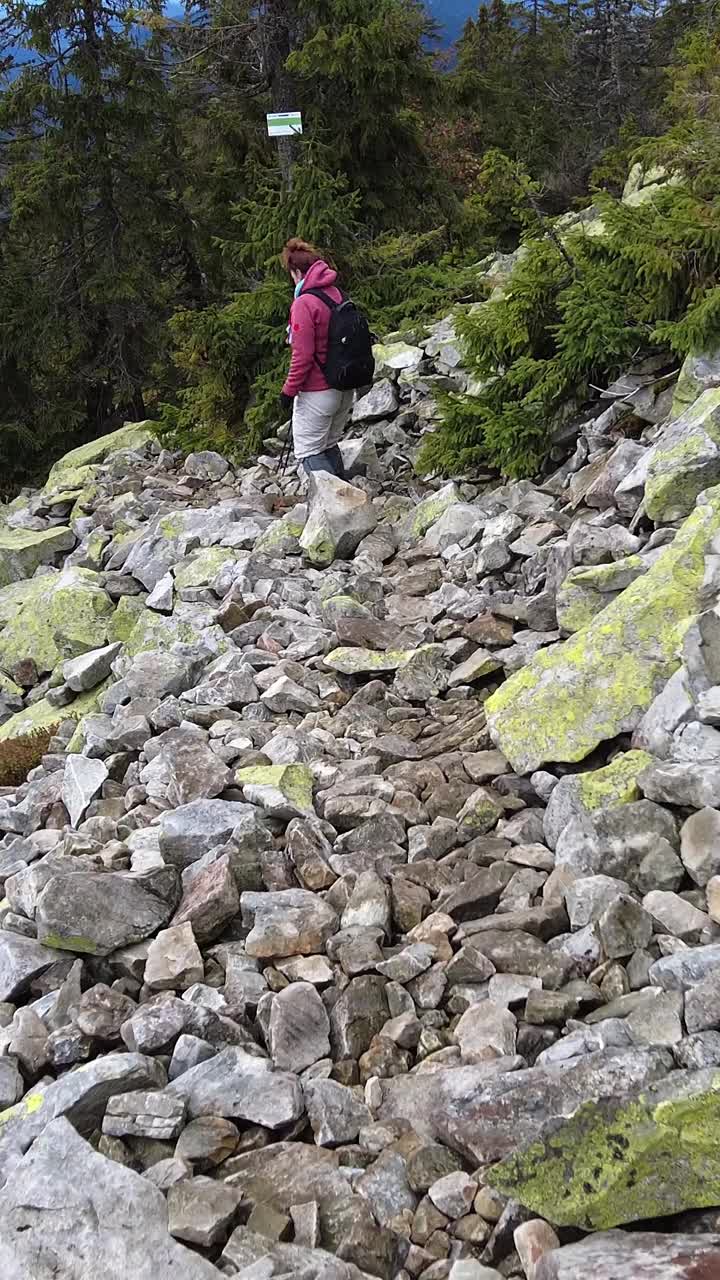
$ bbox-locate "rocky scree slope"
[0,328,719,1280]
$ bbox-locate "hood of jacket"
[299,259,338,293]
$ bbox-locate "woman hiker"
[279,238,354,480]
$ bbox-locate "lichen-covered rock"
[556,556,647,633]
[671,348,720,417]
[300,474,377,567]
[0,568,114,677]
[0,527,76,589]
[403,482,460,542]
[373,341,424,379]
[46,421,155,486]
[0,681,108,742]
[543,750,653,848]
[235,764,314,819]
[645,388,720,522]
[487,1068,720,1230]
[487,487,720,771]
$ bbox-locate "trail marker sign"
[267,112,303,137]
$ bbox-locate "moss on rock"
[487,487,720,771]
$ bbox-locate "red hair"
[281,237,323,276]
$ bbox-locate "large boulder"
[0,527,76,589]
[36,867,179,955]
[300,474,377,567]
[46,421,155,486]
[487,487,720,771]
[487,1067,720,1229]
[0,568,114,676]
[0,1118,219,1279]
[645,388,720,522]
[0,1054,165,1188]
[376,1048,671,1164]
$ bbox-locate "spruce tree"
[0,0,199,484]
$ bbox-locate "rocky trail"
[0,285,720,1279]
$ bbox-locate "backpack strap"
[302,287,344,310]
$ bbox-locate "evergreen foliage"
[0,0,718,485]
[419,86,720,479]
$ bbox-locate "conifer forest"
[0,0,718,490]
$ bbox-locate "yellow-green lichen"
[645,388,720,522]
[487,488,720,771]
[576,749,653,812]
[46,421,155,486]
[174,546,239,590]
[409,483,460,538]
[486,1073,720,1230]
[0,568,114,676]
[236,763,314,811]
[41,931,99,954]
[0,679,110,742]
[324,646,413,674]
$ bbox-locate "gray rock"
[534,1230,720,1280]
[174,1116,239,1168]
[640,761,720,808]
[376,1049,670,1163]
[63,642,122,692]
[453,1001,517,1061]
[0,1052,166,1187]
[170,854,239,945]
[0,1057,24,1109]
[267,982,330,1071]
[103,1091,186,1140]
[167,1174,242,1246]
[167,1046,304,1128]
[0,932,56,1001]
[555,801,681,893]
[353,379,398,423]
[650,944,720,991]
[300,474,377,568]
[597,895,653,959]
[243,889,339,959]
[158,799,268,872]
[37,867,178,955]
[680,808,720,886]
[141,732,231,807]
[0,1118,222,1279]
[330,975,388,1058]
[565,875,632,929]
[62,755,109,827]
[184,450,230,480]
[303,1079,371,1146]
[643,890,709,938]
[145,922,204,991]
[76,983,137,1039]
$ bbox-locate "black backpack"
[304,288,375,391]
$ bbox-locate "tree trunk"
[261,0,301,188]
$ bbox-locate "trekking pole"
[277,424,292,477]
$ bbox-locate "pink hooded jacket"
[282,259,343,397]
